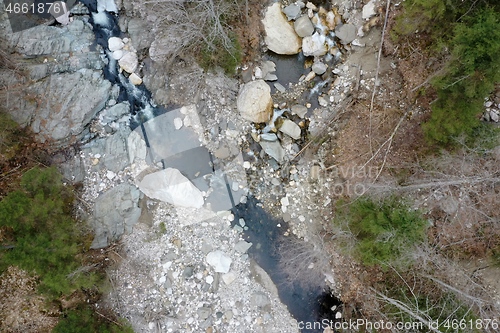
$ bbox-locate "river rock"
[262,61,276,75]
[283,3,301,20]
[237,80,273,123]
[129,73,143,85]
[279,119,301,139]
[251,292,271,308]
[222,272,237,285]
[312,61,327,75]
[119,52,138,73]
[112,49,124,60]
[335,23,357,44]
[262,3,301,55]
[362,0,377,20]
[259,140,285,163]
[294,15,315,37]
[260,133,278,141]
[139,168,204,208]
[91,183,141,248]
[108,37,124,51]
[206,250,232,273]
[302,32,327,56]
[291,104,308,118]
[234,240,252,253]
[491,110,499,122]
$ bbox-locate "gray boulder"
[262,3,301,55]
[259,140,285,163]
[294,15,314,37]
[91,183,142,248]
[139,168,204,208]
[127,18,154,51]
[335,23,357,44]
[28,69,112,143]
[102,126,131,172]
[278,119,301,139]
[283,4,301,20]
[291,104,308,118]
[312,62,328,75]
[237,80,273,123]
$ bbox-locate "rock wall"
[0,2,110,145]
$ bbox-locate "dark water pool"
[232,196,341,333]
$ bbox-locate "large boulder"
[138,168,204,208]
[28,69,111,143]
[262,3,301,55]
[237,80,273,123]
[335,23,357,44]
[91,183,142,248]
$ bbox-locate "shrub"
[0,167,94,298]
[53,305,135,333]
[423,7,500,144]
[198,33,242,75]
[336,197,428,268]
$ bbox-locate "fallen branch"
[368,0,391,154]
[373,289,441,333]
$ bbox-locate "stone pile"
[108,36,143,85]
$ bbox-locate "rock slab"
[91,183,142,248]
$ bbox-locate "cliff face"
[0,3,111,146]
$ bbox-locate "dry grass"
[0,266,59,333]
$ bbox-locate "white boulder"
[138,168,204,208]
[302,32,327,56]
[112,49,124,60]
[237,80,273,123]
[262,3,301,55]
[206,250,232,273]
[118,52,138,74]
[362,0,377,20]
[108,37,124,52]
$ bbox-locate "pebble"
[174,117,183,130]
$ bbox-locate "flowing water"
[79,1,342,331]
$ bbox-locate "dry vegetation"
[301,2,500,330]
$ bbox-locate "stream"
[78,1,341,331]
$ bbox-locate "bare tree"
[139,0,243,64]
